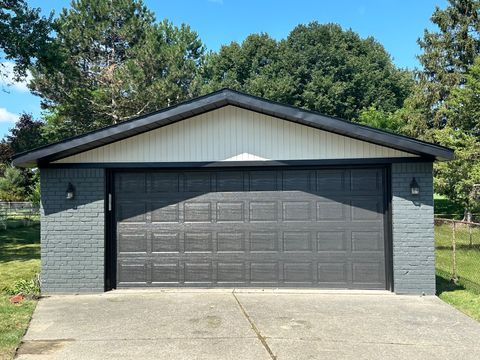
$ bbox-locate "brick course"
[391,162,435,294]
[40,168,105,293]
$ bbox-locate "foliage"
[31,0,205,141]
[447,56,480,134]
[433,128,480,216]
[28,174,40,206]
[434,194,465,219]
[0,0,53,80]
[432,57,480,217]
[357,106,405,134]
[0,114,46,164]
[413,0,480,131]
[2,278,40,297]
[203,22,412,121]
[0,165,28,201]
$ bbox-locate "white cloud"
[0,108,19,123]
[0,61,32,92]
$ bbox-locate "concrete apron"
[16,291,480,360]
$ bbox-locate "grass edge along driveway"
[0,225,40,360]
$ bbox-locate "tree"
[0,0,53,81]
[433,128,480,220]
[202,33,295,103]
[0,165,28,201]
[414,0,480,130]
[0,113,46,163]
[30,0,205,141]
[406,1,480,218]
[203,22,412,121]
[446,56,480,134]
[357,107,405,134]
[433,57,480,219]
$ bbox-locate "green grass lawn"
[435,223,480,291]
[435,223,480,321]
[0,224,40,360]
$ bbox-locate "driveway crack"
[232,292,276,360]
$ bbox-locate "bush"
[2,276,40,298]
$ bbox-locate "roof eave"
[12,89,455,167]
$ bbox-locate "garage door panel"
[115,173,146,193]
[283,232,312,252]
[318,262,348,284]
[248,171,279,191]
[282,201,312,221]
[217,232,245,252]
[250,262,279,282]
[351,169,382,194]
[152,262,180,283]
[152,232,180,252]
[183,172,212,192]
[315,169,348,193]
[115,168,388,289]
[118,232,148,253]
[249,231,278,251]
[284,262,313,283]
[282,170,315,191]
[117,202,147,223]
[249,201,278,222]
[216,202,245,222]
[352,262,385,284]
[184,262,212,283]
[151,202,179,222]
[149,172,180,193]
[317,231,346,251]
[216,171,245,191]
[217,262,245,283]
[316,201,346,221]
[184,232,213,252]
[351,231,383,251]
[117,262,148,284]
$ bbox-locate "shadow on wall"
[113,168,387,223]
[40,168,105,217]
[41,167,428,221]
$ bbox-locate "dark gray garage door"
[114,168,387,289]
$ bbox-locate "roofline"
[12,88,454,167]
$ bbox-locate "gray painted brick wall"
[391,162,435,295]
[40,168,105,293]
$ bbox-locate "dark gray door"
[114,168,387,289]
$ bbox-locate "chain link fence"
[435,218,480,293]
[0,202,40,229]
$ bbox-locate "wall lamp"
[66,182,75,200]
[410,177,420,196]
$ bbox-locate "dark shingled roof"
[12,88,454,167]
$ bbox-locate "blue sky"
[0,0,447,138]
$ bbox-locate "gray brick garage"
[13,89,453,294]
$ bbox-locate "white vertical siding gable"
[54,105,417,163]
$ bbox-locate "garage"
[114,167,388,289]
[12,88,453,294]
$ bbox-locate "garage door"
[114,168,387,289]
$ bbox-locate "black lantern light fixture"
[66,182,75,200]
[410,177,420,196]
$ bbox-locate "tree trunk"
[463,209,472,223]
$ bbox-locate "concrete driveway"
[16,290,480,360]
